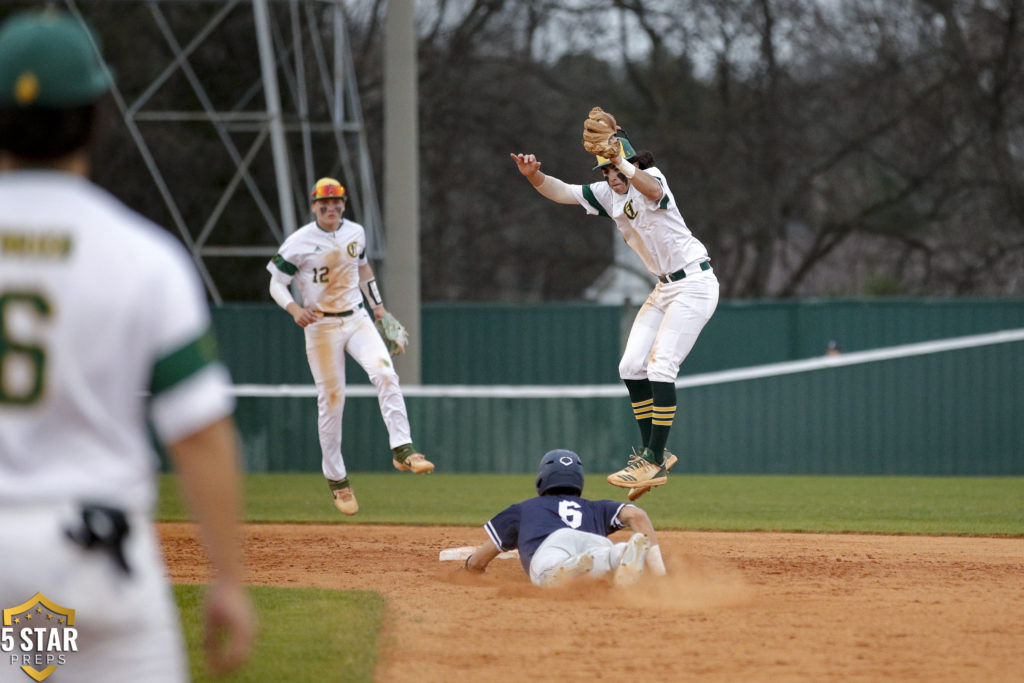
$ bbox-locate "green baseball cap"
[0,10,112,108]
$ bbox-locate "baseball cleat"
[392,443,435,473]
[541,553,595,588]
[628,450,678,502]
[328,479,359,516]
[613,532,651,587]
[606,448,667,489]
[392,452,435,474]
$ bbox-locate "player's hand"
[204,581,256,676]
[510,153,542,178]
[288,304,319,328]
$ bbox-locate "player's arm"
[617,504,667,576]
[609,156,663,202]
[358,263,387,320]
[267,250,317,327]
[464,538,501,573]
[168,416,256,674]
[510,153,577,205]
[268,272,318,328]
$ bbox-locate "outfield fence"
[229,329,1024,475]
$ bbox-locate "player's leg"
[608,298,670,489]
[305,320,357,513]
[530,529,611,587]
[645,274,720,455]
[345,314,433,473]
[618,297,661,448]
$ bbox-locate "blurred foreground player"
[0,9,254,680]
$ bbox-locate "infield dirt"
[159,523,1023,682]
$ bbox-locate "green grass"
[173,585,385,683]
[158,472,1024,535]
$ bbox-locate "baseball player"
[511,111,719,499]
[267,178,433,515]
[463,449,667,586]
[0,10,253,681]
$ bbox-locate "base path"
[159,524,1023,682]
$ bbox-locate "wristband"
[612,156,637,178]
[366,279,383,306]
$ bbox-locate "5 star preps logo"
[2,594,78,681]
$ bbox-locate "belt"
[658,260,711,284]
[322,303,363,317]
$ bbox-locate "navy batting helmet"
[536,449,584,496]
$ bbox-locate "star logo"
[2,593,78,681]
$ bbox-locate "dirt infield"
[159,524,1023,682]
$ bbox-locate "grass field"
[159,472,1024,535]
[162,473,1023,680]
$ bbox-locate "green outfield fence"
[225,328,1024,476]
[212,298,1024,385]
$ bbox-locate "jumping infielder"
[511,117,719,499]
[463,449,666,587]
[0,10,253,681]
[267,178,433,515]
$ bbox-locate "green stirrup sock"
[647,381,677,465]
[393,443,415,462]
[624,379,654,447]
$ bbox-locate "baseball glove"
[375,312,409,356]
[582,106,620,158]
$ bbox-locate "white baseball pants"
[619,268,720,383]
[528,528,631,586]
[304,309,412,481]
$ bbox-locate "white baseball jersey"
[266,218,367,312]
[570,166,709,278]
[569,165,719,383]
[0,169,234,682]
[0,170,235,510]
[267,217,412,481]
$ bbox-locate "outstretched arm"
[510,153,577,205]
[463,538,502,573]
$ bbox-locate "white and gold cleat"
[393,451,435,474]
[627,450,678,502]
[329,479,359,516]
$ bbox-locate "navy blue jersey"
[484,495,628,573]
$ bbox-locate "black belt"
[658,260,711,283]
[322,303,363,317]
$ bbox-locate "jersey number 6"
[558,500,583,529]
[0,291,50,406]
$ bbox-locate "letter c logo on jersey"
[346,241,359,258]
[2,593,79,681]
[623,200,638,220]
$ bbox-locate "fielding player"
[0,9,254,681]
[463,449,667,587]
[510,110,719,499]
[267,178,434,516]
